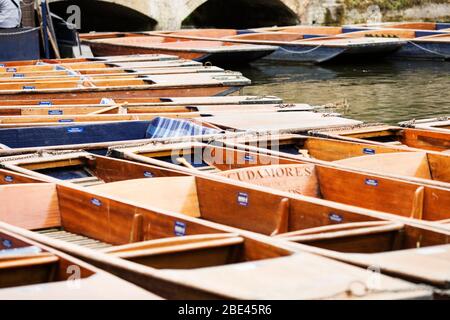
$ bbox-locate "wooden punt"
[111,138,450,223]
[341,28,450,60]
[0,104,314,126]
[313,124,450,152]
[82,31,278,65]
[345,22,450,32]
[0,181,432,299]
[399,117,450,133]
[0,95,283,107]
[196,111,362,132]
[220,133,450,189]
[0,72,251,100]
[66,174,450,292]
[0,54,180,67]
[147,29,405,64]
[0,222,158,299]
[0,151,186,187]
[0,103,310,117]
[0,118,222,153]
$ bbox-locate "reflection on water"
[237,60,450,124]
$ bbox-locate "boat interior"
[317,126,450,152]
[0,117,218,149]
[1,152,185,186]
[0,182,294,271]
[0,227,94,290]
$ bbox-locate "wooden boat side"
[0,182,432,299]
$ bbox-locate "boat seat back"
[102,234,245,269]
[218,164,320,197]
[0,184,61,230]
[334,152,432,180]
[0,121,151,148]
[89,177,201,218]
[145,117,220,139]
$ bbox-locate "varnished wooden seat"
[334,152,432,179]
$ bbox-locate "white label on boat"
[363,148,376,155]
[174,221,186,236]
[91,198,102,207]
[23,86,35,91]
[4,176,13,183]
[39,101,52,106]
[1,239,12,248]
[237,192,249,206]
[0,64,4,67]
[6,67,16,72]
[48,110,63,115]
[100,98,115,105]
[143,171,154,178]
[244,154,255,162]
[67,127,84,133]
[416,247,447,255]
[329,213,343,223]
[365,178,379,187]
[59,119,74,123]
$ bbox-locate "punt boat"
[0,181,432,299]
[48,173,450,293]
[112,140,450,224]
[0,222,158,299]
[313,124,450,152]
[81,30,278,65]
[147,28,405,64]
[0,104,314,126]
[0,103,309,117]
[399,117,450,133]
[0,117,222,154]
[0,54,180,67]
[0,95,283,107]
[340,28,450,60]
[345,22,450,32]
[0,72,250,100]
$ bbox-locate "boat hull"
[263,41,403,63]
[0,28,40,62]
[87,41,275,65]
[391,41,450,60]
[0,85,242,100]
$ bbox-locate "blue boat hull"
[390,41,450,61]
[0,28,40,62]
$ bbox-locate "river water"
[237,60,450,125]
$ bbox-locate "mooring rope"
[407,40,449,58]
[278,44,324,55]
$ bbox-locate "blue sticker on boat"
[329,213,343,223]
[244,154,255,162]
[6,67,16,72]
[365,179,379,187]
[0,64,5,67]
[91,198,102,207]
[2,239,12,248]
[174,221,186,236]
[143,171,154,178]
[39,101,52,106]
[67,127,83,133]
[100,98,115,105]
[23,86,35,90]
[363,148,376,155]
[237,192,249,206]
[59,119,74,123]
[55,65,66,71]
[13,73,24,78]
[48,110,63,115]
[4,176,13,183]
